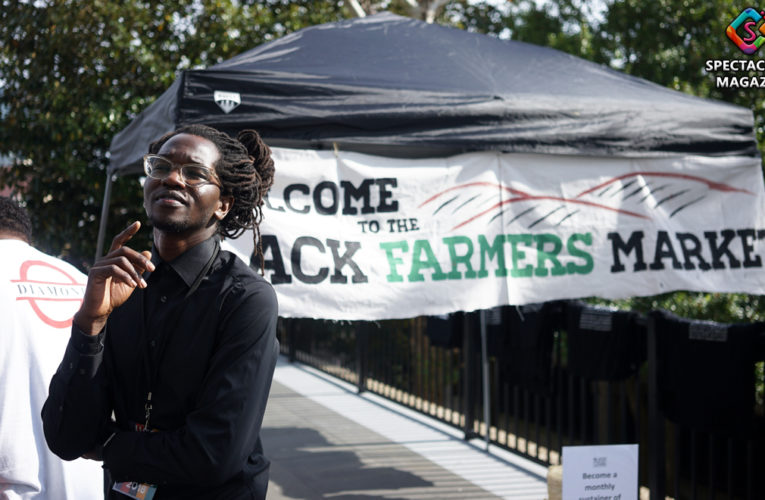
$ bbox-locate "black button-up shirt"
[42,236,279,499]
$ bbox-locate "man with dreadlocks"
[43,125,279,499]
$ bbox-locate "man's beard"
[149,213,217,234]
[150,214,193,233]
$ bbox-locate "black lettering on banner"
[313,181,339,215]
[357,220,381,233]
[341,179,375,215]
[676,232,711,270]
[260,235,292,284]
[375,178,399,213]
[291,236,329,284]
[387,218,418,232]
[284,184,310,214]
[608,231,647,272]
[650,231,683,270]
[704,229,741,269]
[264,194,285,212]
[737,229,762,268]
[326,239,369,284]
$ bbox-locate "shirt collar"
[148,236,219,289]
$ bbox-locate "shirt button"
[160,295,167,303]
[150,340,157,348]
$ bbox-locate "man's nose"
[162,166,186,186]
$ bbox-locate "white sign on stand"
[562,444,639,500]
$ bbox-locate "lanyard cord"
[139,239,221,429]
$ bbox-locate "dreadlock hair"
[148,124,275,273]
[0,196,33,243]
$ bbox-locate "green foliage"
[588,292,765,323]
[0,0,349,269]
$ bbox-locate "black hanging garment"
[496,302,564,395]
[565,301,646,381]
[425,313,462,349]
[651,309,765,435]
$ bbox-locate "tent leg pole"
[356,321,367,394]
[95,172,115,262]
[648,314,665,500]
[480,309,490,452]
[462,312,476,440]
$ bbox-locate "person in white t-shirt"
[0,196,103,499]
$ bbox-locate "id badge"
[112,481,157,500]
[113,423,158,499]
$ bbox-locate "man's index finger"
[109,221,141,253]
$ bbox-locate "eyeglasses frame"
[142,154,221,188]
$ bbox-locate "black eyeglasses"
[143,154,220,187]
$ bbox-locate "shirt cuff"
[71,324,105,355]
[55,325,106,381]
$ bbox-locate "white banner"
[222,148,765,320]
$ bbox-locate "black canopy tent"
[101,12,757,255]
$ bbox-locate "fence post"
[647,314,666,500]
[462,312,478,440]
[480,309,491,451]
[356,321,368,394]
[287,319,297,363]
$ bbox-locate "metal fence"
[277,306,765,500]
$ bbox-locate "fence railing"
[277,305,765,500]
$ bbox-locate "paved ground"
[262,357,549,500]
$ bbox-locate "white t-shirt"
[0,239,103,499]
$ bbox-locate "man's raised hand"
[74,221,155,335]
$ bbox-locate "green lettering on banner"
[506,234,534,278]
[380,232,597,284]
[442,235,477,280]
[566,232,594,274]
[379,241,408,282]
[408,239,448,282]
[478,234,508,278]
[534,234,566,277]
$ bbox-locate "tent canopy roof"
[109,12,757,175]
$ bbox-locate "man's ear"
[215,195,234,221]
